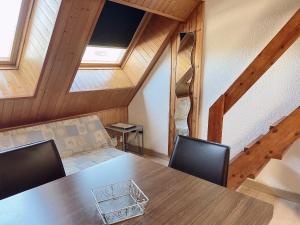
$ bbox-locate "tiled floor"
[62,147,169,175]
[62,148,125,175]
[238,184,300,225]
[142,154,169,166]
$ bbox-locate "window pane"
[81,46,126,64]
[0,0,22,60]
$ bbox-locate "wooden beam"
[224,9,300,113]
[109,0,200,22]
[207,95,225,143]
[228,106,300,189]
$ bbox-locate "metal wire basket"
[91,180,149,224]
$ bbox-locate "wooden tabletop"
[0,154,273,225]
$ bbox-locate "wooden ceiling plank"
[109,0,200,21]
[36,0,106,120]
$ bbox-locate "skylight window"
[81,1,145,67]
[81,46,126,64]
[0,0,32,66]
[0,0,22,61]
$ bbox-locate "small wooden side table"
[105,125,144,155]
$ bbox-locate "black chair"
[0,140,66,200]
[169,135,230,187]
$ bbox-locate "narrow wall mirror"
[174,32,196,137]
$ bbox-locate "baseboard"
[243,178,300,204]
[143,148,169,161]
[127,144,169,160]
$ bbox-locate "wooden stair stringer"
[228,106,300,189]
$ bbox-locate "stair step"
[270,116,286,130]
[244,135,264,152]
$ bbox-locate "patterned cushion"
[0,115,114,157]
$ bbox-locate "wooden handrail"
[208,9,300,143]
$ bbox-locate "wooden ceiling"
[110,0,200,21]
[0,0,59,98]
[0,0,201,129]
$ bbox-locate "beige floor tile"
[238,184,300,225]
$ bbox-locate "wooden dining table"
[0,153,273,225]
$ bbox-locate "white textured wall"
[128,46,171,155]
[200,0,300,159]
[282,139,300,172]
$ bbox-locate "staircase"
[228,106,300,189]
[206,10,300,189]
[241,135,300,205]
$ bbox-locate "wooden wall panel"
[110,0,200,21]
[70,69,134,92]
[0,107,128,132]
[96,107,128,126]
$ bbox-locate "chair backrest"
[169,135,230,187]
[0,140,66,200]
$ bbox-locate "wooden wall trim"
[207,9,300,143]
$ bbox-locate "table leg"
[122,133,126,151]
[141,129,144,155]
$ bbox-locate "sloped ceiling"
[0,0,200,129]
[110,0,200,21]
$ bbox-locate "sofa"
[0,115,125,175]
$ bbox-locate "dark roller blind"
[89,1,145,48]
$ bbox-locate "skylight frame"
[80,13,151,69]
[0,0,34,68]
